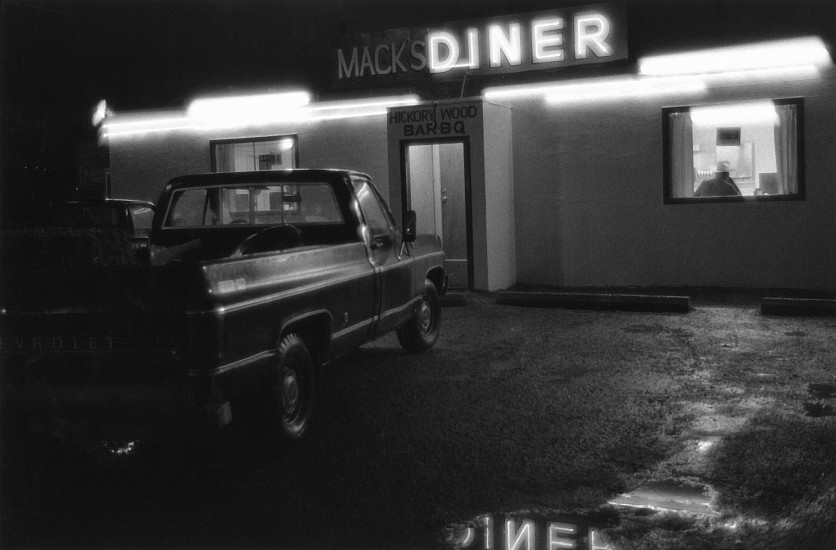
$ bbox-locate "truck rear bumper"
[1,352,233,439]
[3,382,232,440]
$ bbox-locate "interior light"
[639,36,832,76]
[543,75,706,103]
[690,101,778,126]
[277,138,295,151]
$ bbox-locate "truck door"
[351,176,414,337]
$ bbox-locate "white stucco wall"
[109,115,390,204]
[109,68,835,292]
[504,68,836,291]
[483,102,516,290]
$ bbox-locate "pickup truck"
[0,169,446,441]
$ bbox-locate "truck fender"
[425,266,447,297]
[277,309,333,364]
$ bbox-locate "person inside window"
[695,161,742,197]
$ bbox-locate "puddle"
[608,479,716,516]
[97,440,140,457]
[442,479,718,549]
[803,402,835,417]
[808,383,836,399]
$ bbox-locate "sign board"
[716,127,742,146]
[332,3,627,89]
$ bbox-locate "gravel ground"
[2,294,835,549]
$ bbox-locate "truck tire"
[397,279,441,353]
[267,333,313,440]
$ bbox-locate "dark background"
[1,0,834,199]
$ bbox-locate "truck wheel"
[267,333,313,440]
[397,279,441,353]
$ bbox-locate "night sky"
[2,0,834,197]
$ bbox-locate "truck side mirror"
[403,210,417,243]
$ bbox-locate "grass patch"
[707,411,836,518]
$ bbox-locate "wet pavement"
[2,292,836,549]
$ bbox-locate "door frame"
[399,137,474,290]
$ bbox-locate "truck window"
[165,188,210,227]
[353,180,395,239]
[219,183,344,226]
[222,188,252,224]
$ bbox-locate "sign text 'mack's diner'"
[331,3,627,88]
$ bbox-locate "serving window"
[663,98,804,203]
[211,135,298,172]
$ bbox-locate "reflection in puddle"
[808,383,836,399]
[442,480,725,549]
[803,402,835,417]
[109,441,138,456]
[608,479,715,516]
[696,439,716,453]
[443,511,616,550]
[92,439,140,458]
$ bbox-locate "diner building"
[97,1,836,293]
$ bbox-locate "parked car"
[49,198,155,249]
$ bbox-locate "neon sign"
[332,3,627,89]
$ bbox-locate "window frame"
[210,134,300,173]
[662,97,805,205]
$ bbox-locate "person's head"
[715,161,731,176]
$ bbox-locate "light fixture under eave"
[293,94,421,122]
[544,75,706,104]
[186,90,312,119]
[101,115,196,139]
[639,36,832,76]
[484,81,580,101]
[700,64,820,85]
[100,92,421,139]
[309,94,421,112]
[92,99,109,126]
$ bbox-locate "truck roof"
[164,169,371,192]
[61,198,155,208]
